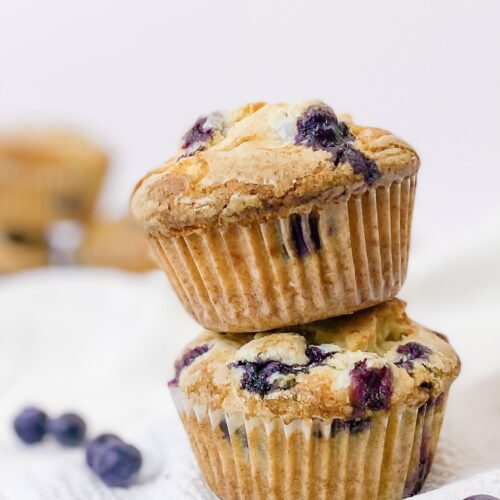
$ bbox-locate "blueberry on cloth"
[349,360,393,412]
[48,413,87,446]
[86,434,123,469]
[90,439,142,487]
[13,407,48,444]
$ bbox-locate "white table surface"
[0,213,499,499]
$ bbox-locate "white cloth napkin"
[0,215,499,499]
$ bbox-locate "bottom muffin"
[169,299,460,500]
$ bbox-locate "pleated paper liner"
[151,174,416,332]
[171,387,447,500]
[0,161,106,234]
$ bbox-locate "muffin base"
[152,175,416,332]
[171,387,447,500]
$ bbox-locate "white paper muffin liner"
[170,387,447,500]
[151,175,416,332]
[0,161,106,234]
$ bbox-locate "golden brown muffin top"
[170,299,459,421]
[0,129,108,172]
[132,101,419,236]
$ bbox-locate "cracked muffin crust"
[130,100,420,331]
[170,299,460,420]
[132,100,419,235]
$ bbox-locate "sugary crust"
[173,299,460,421]
[132,101,419,236]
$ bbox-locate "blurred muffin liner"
[171,386,447,500]
[0,161,106,234]
[151,175,416,332]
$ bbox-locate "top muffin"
[132,100,419,236]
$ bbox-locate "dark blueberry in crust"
[13,407,48,444]
[90,439,142,487]
[350,360,393,412]
[86,434,123,469]
[48,413,87,446]
[290,214,308,257]
[395,342,432,371]
[295,106,353,149]
[181,115,219,156]
[233,360,297,396]
[306,345,336,365]
[331,144,381,185]
[419,381,434,391]
[169,344,211,387]
[295,105,381,185]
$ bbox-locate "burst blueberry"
[295,105,381,184]
[350,360,393,412]
[295,105,353,149]
[234,360,297,396]
[13,407,48,444]
[169,344,211,386]
[89,438,142,487]
[306,345,336,365]
[48,413,87,447]
[396,342,432,371]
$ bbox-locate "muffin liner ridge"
[152,175,416,332]
[170,387,447,500]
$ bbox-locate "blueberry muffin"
[0,228,48,273]
[76,217,157,272]
[169,299,459,500]
[132,101,419,332]
[0,129,108,234]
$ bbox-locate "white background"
[1,0,499,249]
[1,1,500,498]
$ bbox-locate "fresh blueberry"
[169,344,211,386]
[13,407,48,444]
[86,434,123,469]
[395,342,432,371]
[48,413,87,446]
[350,360,393,413]
[91,439,142,487]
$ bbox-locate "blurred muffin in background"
[0,129,108,235]
[76,217,157,272]
[0,228,48,273]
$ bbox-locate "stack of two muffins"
[131,101,460,500]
